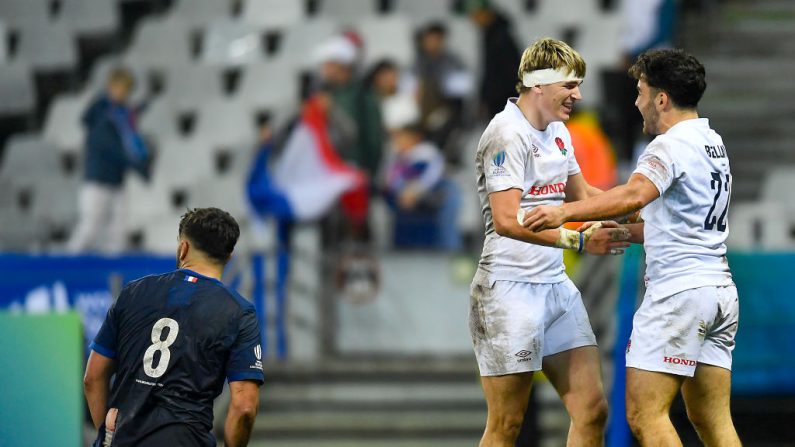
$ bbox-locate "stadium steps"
[218,358,570,447]
[682,0,795,202]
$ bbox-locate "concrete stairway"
[217,358,571,447]
[681,0,795,201]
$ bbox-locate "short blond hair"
[516,38,586,93]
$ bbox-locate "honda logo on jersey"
[527,182,566,196]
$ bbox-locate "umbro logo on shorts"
[515,350,532,361]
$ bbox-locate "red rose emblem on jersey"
[555,137,567,155]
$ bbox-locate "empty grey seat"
[193,98,257,149]
[124,16,192,70]
[536,0,600,27]
[0,63,36,115]
[42,89,94,154]
[316,0,379,26]
[31,173,80,230]
[16,20,78,71]
[200,19,266,67]
[0,209,47,252]
[354,15,413,68]
[60,0,118,36]
[151,136,216,193]
[162,63,224,113]
[0,134,61,186]
[138,98,181,140]
[0,0,50,28]
[393,0,451,20]
[235,60,298,119]
[240,0,305,30]
[275,18,338,71]
[168,0,233,30]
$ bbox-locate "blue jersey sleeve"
[90,291,123,359]
[226,309,264,383]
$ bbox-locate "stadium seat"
[0,135,61,187]
[354,15,413,68]
[240,0,305,30]
[60,0,119,36]
[15,21,78,72]
[444,18,481,72]
[31,174,80,232]
[316,0,379,25]
[124,16,192,70]
[536,0,600,27]
[0,0,50,28]
[514,17,564,47]
[139,98,182,141]
[162,63,225,114]
[760,167,795,205]
[168,0,233,30]
[393,0,452,20]
[275,18,338,71]
[0,63,36,116]
[0,209,47,252]
[491,0,528,18]
[0,21,8,64]
[728,201,795,251]
[200,19,267,67]
[124,174,173,231]
[193,98,257,149]
[235,60,299,125]
[576,12,623,107]
[151,136,216,196]
[142,213,185,254]
[188,176,250,221]
[42,89,94,154]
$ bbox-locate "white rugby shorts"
[626,284,739,377]
[469,278,597,376]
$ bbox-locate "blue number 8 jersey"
[90,269,264,446]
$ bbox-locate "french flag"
[247,95,367,223]
[184,275,198,283]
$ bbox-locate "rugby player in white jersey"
[522,49,741,446]
[470,38,632,447]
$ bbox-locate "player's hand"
[522,205,566,231]
[583,224,631,255]
[578,220,620,232]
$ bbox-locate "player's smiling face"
[636,78,661,135]
[539,80,582,123]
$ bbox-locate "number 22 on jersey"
[143,318,179,378]
[705,172,730,232]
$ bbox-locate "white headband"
[522,68,582,87]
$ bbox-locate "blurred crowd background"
[1,0,794,446]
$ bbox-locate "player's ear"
[177,239,189,263]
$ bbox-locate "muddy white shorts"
[469,278,597,376]
[626,284,739,377]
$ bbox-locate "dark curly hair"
[178,208,240,264]
[628,48,706,109]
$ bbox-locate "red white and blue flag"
[184,275,198,283]
[247,95,367,223]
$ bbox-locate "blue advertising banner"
[0,254,174,349]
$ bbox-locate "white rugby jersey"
[634,118,734,298]
[473,99,581,285]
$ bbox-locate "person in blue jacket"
[67,67,151,253]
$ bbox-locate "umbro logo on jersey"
[531,144,541,158]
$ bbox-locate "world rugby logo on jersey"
[490,150,508,176]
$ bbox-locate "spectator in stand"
[67,67,151,254]
[465,0,522,121]
[312,33,384,178]
[380,95,461,251]
[414,21,473,162]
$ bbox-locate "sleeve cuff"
[90,342,116,359]
[486,182,523,194]
[228,371,264,383]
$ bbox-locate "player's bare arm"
[564,172,603,201]
[523,173,660,231]
[224,380,260,447]
[490,188,630,255]
[83,350,116,429]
